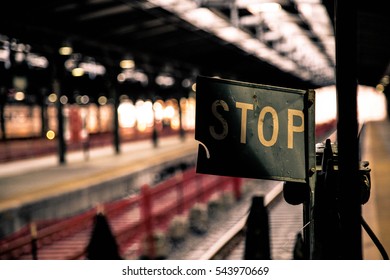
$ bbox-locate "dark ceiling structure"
[0,0,389,97]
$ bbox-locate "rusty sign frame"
[195,76,315,184]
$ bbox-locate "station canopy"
[0,0,389,99]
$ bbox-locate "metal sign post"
[335,0,362,259]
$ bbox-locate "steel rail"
[199,182,284,260]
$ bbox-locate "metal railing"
[0,168,242,260]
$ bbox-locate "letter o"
[257,106,279,147]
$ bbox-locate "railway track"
[204,184,303,260]
[167,179,304,260]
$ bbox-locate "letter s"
[209,100,229,140]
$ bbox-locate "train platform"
[0,134,197,205]
[0,120,390,260]
[361,120,390,260]
[0,134,198,237]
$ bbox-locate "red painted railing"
[0,168,242,260]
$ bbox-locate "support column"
[53,79,66,165]
[335,0,362,259]
[112,86,120,154]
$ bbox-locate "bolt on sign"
[195,76,315,183]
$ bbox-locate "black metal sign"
[195,76,314,183]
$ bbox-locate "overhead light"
[72,67,84,77]
[155,72,175,87]
[0,41,11,69]
[98,96,108,105]
[26,53,49,68]
[59,46,73,56]
[181,8,228,29]
[120,59,135,69]
[247,2,281,14]
[120,57,135,69]
[48,93,58,103]
[59,41,73,56]
[59,40,73,55]
[148,0,335,86]
[214,26,251,43]
[79,60,106,77]
[117,68,149,85]
[148,0,196,13]
[381,75,389,86]
[376,84,385,93]
[65,54,106,78]
[14,91,25,101]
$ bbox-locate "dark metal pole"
[51,53,67,165]
[53,79,66,165]
[178,98,185,141]
[0,86,6,140]
[103,64,120,155]
[335,1,362,259]
[112,86,120,154]
[39,88,48,138]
